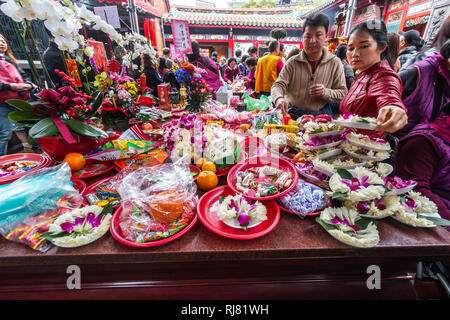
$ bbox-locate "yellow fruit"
[197,171,218,191]
[63,153,86,171]
[202,161,216,173]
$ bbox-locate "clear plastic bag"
[0,163,83,251]
[116,164,198,243]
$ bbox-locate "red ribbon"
[50,110,76,144]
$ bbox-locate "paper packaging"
[157,83,171,111]
[85,140,156,161]
[216,85,233,105]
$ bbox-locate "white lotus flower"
[1,0,25,22]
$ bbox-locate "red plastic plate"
[71,179,86,195]
[72,159,115,179]
[110,205,198,247]
[0,153,52,185]
[227,156,299,200]
[197,185,280,240]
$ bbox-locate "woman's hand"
[10,83,32,92]
[376,105,408,133]
[275,97,289,115]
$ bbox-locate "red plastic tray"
[227,156,299,200]
[71,159,115,179]
[0,153,53,185]
[71,179,86,195]
[110,205,198,248]
[197,185,280,240]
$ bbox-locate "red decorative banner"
[87,40,109,73]
[66,58,82,87]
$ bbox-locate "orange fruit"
[63,152,86,171]
[196,157,207,169]
[196,171,218,191]
[202,161,216,173]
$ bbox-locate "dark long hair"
[349,20,395,70]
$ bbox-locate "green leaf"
[8,110,42,123]
[337,168,354,180]
[100,203,113,217]
[6,99,35,112]
[84,91,104,118]
[39,231,71,241]
[219,197,225,204]
[417,215,450,226]
[29,117,59,139]
[65,120,108,138]
[355,217,378,229]
[332,192,348,200]
[316,218,338,231]
[359,118,370,123]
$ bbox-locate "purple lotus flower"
[230,199,239,213]
[342,176,370,191]
[404,198,417,210]
[238,214,251,226]
[383,176,415,190]
[86,212,103,228]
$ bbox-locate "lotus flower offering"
[345,132,391,152]
[367,162,393,177]
[334,113,378,130]
[344,195,400,219]
[40,205,113,248]
[299,115,343,138]
[391,191,447,227]
[295,162,330,187]
[341,141,390,162]
[277,179,327,216]
[316,207,380,248]
[329,167,385,202]
[216,194,267,230]
[383,176,417,195]
[300,133,343,150]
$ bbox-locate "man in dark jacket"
[43,36,66,87]
[398,30,424,68]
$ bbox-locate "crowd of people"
[0,12,448,218]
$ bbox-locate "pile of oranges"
[195,158,218,191]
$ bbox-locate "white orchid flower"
[54,35,79,52]
[0,0,25,22]
[29,0,60,21]
[44,17,75,38]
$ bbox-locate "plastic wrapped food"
[114,149,168,170]
[277,179,328,215]
[116,164,198,243]
[243,94,271,111]
[264,133,288,154]
[0,163,83,251]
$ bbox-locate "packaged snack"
[114,149,168,170]
[86,140,156,161]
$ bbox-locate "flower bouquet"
[334,112,378,130]
[175,63,212,112]
[344,195,400,219]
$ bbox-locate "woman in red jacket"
[339,20,408,135]
[0,34,36,155]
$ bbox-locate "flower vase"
[187,99,202,112]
